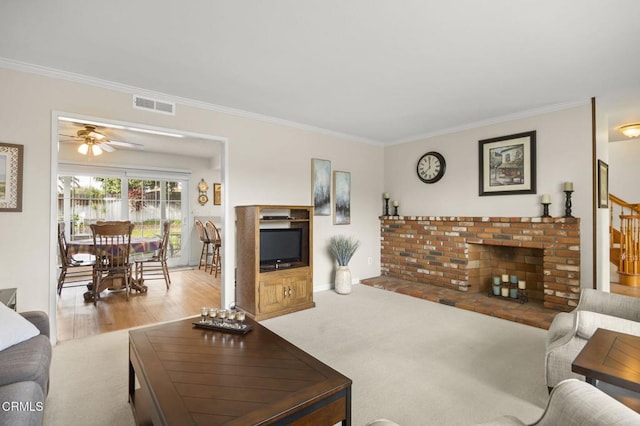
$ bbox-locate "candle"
[383,192,390,199]
[541,194,551,204]
[518,280,526,289]
[392,200,399,207]
[510,275,518,284]
[493,276,500,285]
[501,274,509,283]
[564,182,574,191]
[501,287,509,297]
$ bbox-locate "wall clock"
[198,179,209,205]
[416,151,446,183]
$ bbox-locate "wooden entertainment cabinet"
[235,205,315,320]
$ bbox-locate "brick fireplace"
[380,216,580,312]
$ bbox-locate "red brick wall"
[380,216,581,312]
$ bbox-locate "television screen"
[260,228,302,266]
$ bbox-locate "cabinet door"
[285,273,312,307]
[258,276,286,315]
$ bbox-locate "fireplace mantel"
[380,216,580,312]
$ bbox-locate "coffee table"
[572,328,640,411]
[129,316,352,425]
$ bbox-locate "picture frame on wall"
[0,142,24,212]
[598,160,609,208]
[479,131,537,196]
[213,183,222,206]
[311,158,331,216]
[333,170,351,225]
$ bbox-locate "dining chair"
[56,222,95,295]
[195,219,212,271]
[205,220,222,277]
[133,221,172,289]
[89,221,135,305]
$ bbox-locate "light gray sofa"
[545,289,640,389]
[0,311,52,426]
[475,379,640,425]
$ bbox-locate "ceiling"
[1,1,640,145]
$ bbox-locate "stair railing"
[619,214,640,276]
[609,193,640,250]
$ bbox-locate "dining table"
[67,236,162,298]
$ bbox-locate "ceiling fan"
[60,125,144,156]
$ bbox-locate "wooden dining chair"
[195,219,212,271]
[133,220,172,289]
[205,220,222,277]
[89,221,135,305]
[57,222,95,295]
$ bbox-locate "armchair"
[545,289,640,389]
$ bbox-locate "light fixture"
[77,139,103,156]
[618,123,640,138]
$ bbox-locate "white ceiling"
[1,1,639,144]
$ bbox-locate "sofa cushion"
[0,303,40,351]
[576,311,640,340]
[0,335,51,394]
[0,381,45,426]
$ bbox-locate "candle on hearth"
[392,200,399,207]
[501,287,509,297]
[518,280,526,289]
[564,182,574,191]
[510,275,518,284]
[493,276,500,285]
[501,274,509,283]
[383,192,390,199]
[541,194,551,204]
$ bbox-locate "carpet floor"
[44,284,549,425]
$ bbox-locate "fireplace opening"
[467,243,544,301]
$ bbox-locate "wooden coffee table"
[129,316,352,425]
[572,328,640,411]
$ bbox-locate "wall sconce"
[618,123,640,138]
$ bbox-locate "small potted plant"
[328,235,360,294]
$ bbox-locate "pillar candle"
[501,287,509,297]
[564,182,574,191]
[383,192,390,199]
[510,275,518,284]
[501,274,509,283]
[541,194,551,204]
[493,276,500,285]
[392,200,399,207]
[518,280,526,289]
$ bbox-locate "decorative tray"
[192,321,253,334]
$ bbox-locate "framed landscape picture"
[598,160,609,208]
[311,158,331,216]
[333,170,351,225]
[479,131,536,196]
[0,142,23,212]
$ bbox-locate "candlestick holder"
[393,206,399,216]
[542,203,551,218]
[384,198,390,216]
[563,190,574,218]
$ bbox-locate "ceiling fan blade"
[100,143,116,152]
[59,139,79,143]
[107,140,145,150]
[60,134,78,138]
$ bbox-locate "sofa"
[545,289,640,389]
[0,309,52,426]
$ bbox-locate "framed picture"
[479,131,536,196]
[311,158,331,216]
[333,171,351,225]
[213,183,222,206]
[598,160,609,208]
[0,142,23,212]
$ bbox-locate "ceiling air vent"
[133,95,176,115]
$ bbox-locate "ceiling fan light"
[78,143,89,155]
[91,145,103,156]
[618,123,640,138]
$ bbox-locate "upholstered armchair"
[475,379,640,425]
[545,289,640,389]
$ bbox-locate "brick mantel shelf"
[380,216,580,312]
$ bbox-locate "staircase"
[610,194,640,286]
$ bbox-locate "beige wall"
[0,68,384,342]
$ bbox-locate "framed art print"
[479,131,536,196]
[0,142,23,212]
[333,170,351,225]
[311,158,331,216]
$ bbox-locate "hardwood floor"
[56,267,221,341]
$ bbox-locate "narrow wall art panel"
[311,158,331,216]
[333,171,351,225]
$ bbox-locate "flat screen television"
[260,228,303,268]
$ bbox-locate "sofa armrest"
[575,311,640,340]
[19,311,50,339]
[577,289,640,322]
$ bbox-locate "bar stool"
[194,219,212,270]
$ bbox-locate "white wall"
[384,105,594,288]
[0,67,384,343]
[609,139,640,202]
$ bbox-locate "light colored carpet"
[44,284,549,426]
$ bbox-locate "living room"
[1,2,640,425]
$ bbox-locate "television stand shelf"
[235,205,315,321]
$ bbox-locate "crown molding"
[0,57,382,146]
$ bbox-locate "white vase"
[335,266,352,294]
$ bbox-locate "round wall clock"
[198,194,209,205]
[416,151,446,183]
